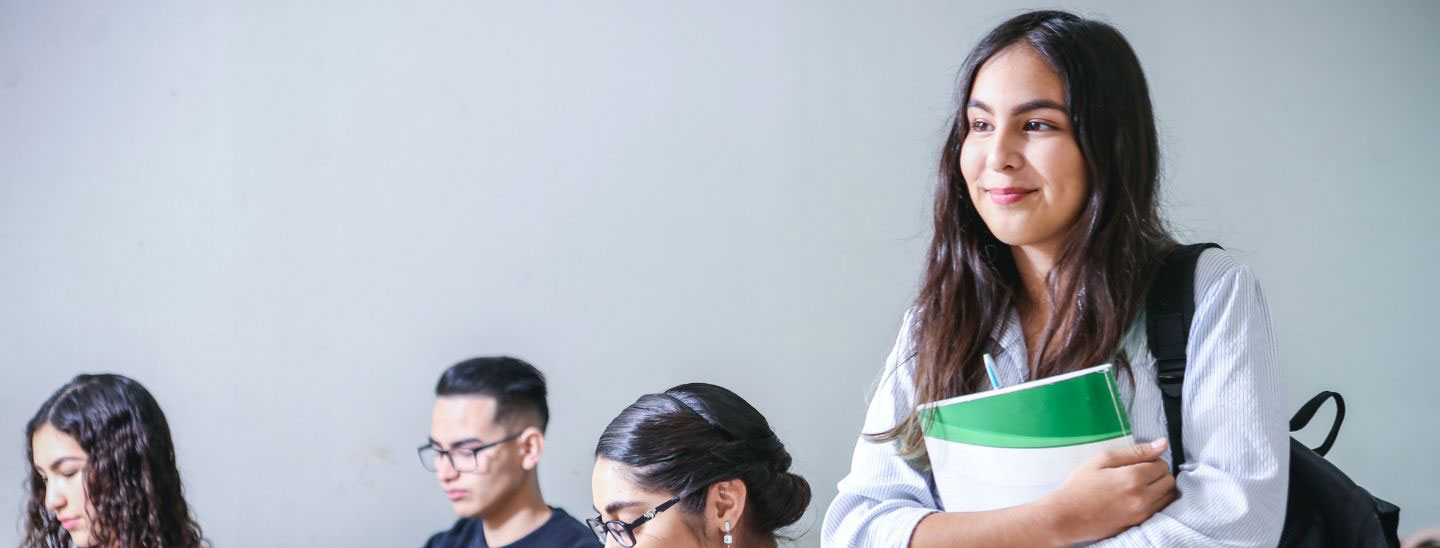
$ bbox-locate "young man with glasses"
[419,357,598,548]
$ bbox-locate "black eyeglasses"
[586,495,685,547]
[417,432,522,473]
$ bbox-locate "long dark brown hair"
[23,374,207,548]
[873,10,1176,460]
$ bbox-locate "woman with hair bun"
[588,383,811,548]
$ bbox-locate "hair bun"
[748,470,812,534]
[595,383,811,540]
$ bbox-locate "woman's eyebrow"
[604,500,643,515]
[48,456,83,471]
[1012,99,1067,115]
[966,98,1067,116]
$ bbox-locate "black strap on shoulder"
[1289,391,1345,457]
[1147,243,1220,476]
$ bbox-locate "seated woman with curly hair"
[24,373,207,548]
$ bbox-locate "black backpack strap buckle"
[1154,359,1185,398]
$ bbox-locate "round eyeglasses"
[586,495,685,547]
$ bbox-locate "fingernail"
[1150,438,1168,450]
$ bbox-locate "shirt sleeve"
[1088,250,1289,547]
[822,312,942,548]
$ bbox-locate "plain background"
[2,2,1437,546]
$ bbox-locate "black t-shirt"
[422,507,599,548]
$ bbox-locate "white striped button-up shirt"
[823,249,1289,547]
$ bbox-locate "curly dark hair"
[23,374,207,548]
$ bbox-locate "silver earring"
[722,520,733,547]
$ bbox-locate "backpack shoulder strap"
[1147,242,1220,476]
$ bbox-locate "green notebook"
[918,364,1134,511]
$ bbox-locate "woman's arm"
[1087,250,1290,547]
[823,314,1179,548]
[911,440,1176,548]
[822,315,944,548]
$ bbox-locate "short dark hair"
[435,356,550,431]
[595,383,811,541]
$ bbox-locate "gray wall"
[2,2,1436,546]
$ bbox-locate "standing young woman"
[24,373,207,548]
[823,10,1287,547]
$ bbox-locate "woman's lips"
[446,490,468,501]
[986,187,1036,205]
[59,518,81,530]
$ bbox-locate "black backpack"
[1146,243,1402,547]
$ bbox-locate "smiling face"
[960,43,1089,257]
[427,396,536,518]
[31,424,98,547]
[589,458,706,548]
